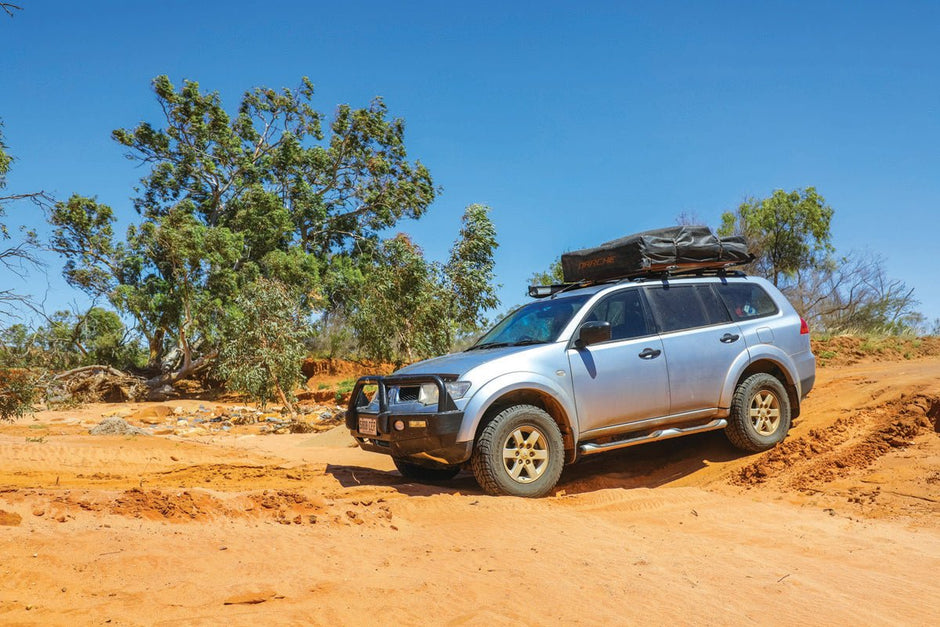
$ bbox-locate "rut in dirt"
[732,394,940,490]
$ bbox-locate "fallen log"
[46,364,148,404]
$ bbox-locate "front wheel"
[725,373,792,452]
[470,404,565,497]
[393,458,461,482]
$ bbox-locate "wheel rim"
[501,425,550,484]
[749,389,781,436]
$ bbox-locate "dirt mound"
[732,394,940,489]
[0,509,22,526]
[110,488,222,521]
[28,485,397,528]
[813,336,940,368]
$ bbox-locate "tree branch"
[1,3,22,18]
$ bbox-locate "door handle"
[720,333,740,343]
[638,347,662,359]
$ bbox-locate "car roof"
[538,274,764,301]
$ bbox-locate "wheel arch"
[733,358,801,419]
[474,388,578,464]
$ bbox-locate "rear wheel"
[725,373,791,452]
[471,404,565,497]
[393,458,461,482]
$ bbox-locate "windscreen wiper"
[467,339,547,351]
[465,341,513,351]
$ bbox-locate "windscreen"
[469,294,592,349]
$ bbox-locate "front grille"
[397,386,420,402]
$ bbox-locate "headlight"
[446,381,471,399]
[417,381,471,406]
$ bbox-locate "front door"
[567,288,670,436]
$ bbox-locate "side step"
[578,419,728,456]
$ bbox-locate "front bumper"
[345,375,472,466]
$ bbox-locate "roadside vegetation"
[1,75,499,417]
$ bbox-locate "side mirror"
[576,321,611,347]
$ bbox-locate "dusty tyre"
[725,373,792,452]
[470,404,564,498]
[393,458,461,482]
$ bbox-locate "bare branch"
[1,3,22,18]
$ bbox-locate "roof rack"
[528,262,748,299]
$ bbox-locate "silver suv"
[346,272,815,497]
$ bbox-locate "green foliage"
[334,378,357,401]
[716,188,925,336]
[352,234,449,365]
[0,308,146,371]
[444,203,500,338]
[309,311,358,359]
[0,368,37,422]
[215,278,309,412]
[719,187,833,287]
[50,75,437,378]
[351,204,500,365]
[529,257,565,286]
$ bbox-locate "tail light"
[800,318,809,335]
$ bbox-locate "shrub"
[215,279,308,415]
[0,368,38,421]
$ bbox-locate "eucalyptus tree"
[50,75,436,385]
[353,204,500,366]
[719,187,834,287]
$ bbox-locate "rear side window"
[645,284,731,333]
[716,282,779,321]
[583,289,653,341]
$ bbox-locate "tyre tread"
[470,404,564,497]
[725,373,791,452]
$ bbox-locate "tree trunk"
[274,380,297,420]
[146,328,165,371]
[144,350,217,394]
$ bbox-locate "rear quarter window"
[716,282,779,321]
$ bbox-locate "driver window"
[584,289,651,341]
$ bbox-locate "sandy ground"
[1,353,939,625]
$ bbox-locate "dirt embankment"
[1,346,939,624]
[812,334,940,367]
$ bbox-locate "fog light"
[393,420,405,431]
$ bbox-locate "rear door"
[644,282,747,415]
[567,288,670,435]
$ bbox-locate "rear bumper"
[346,375,472,466]
[799,374,816,400]
[792,350,816,399]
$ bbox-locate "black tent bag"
[560,225,752,283]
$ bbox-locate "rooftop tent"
[560,225,753,283]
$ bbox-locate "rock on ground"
[89,417,150,436]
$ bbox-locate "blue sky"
[2,1,938,324]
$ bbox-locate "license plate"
[358,416,377,436]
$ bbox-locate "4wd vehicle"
[346,227,815,497]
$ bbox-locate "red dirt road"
[1,353,938,625]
